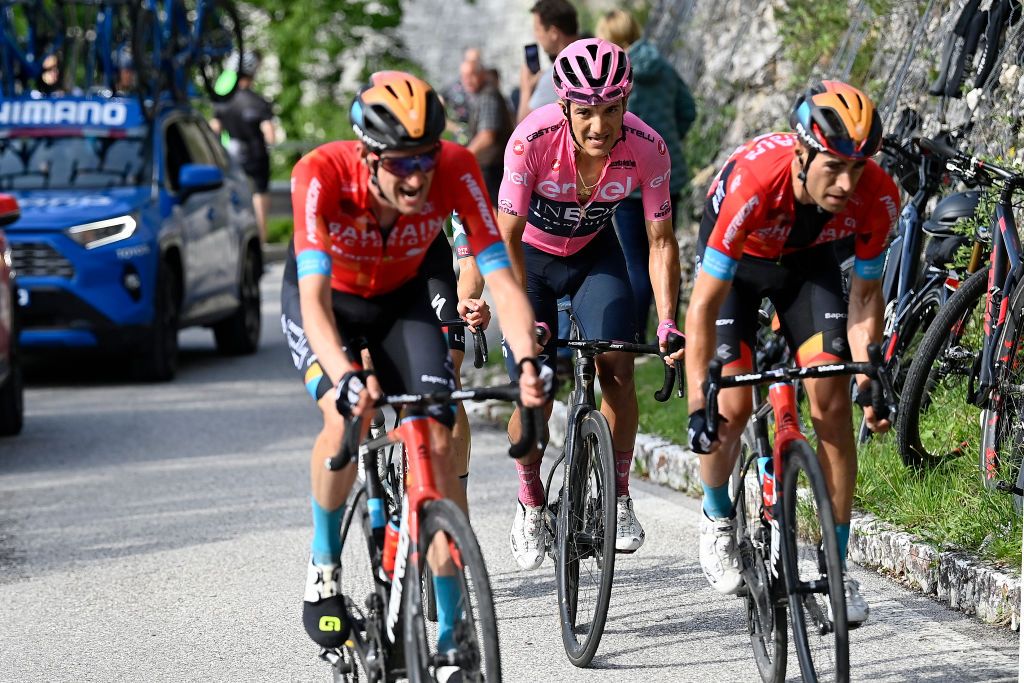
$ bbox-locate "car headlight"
[67,215,137,249]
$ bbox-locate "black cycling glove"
[335,370,373,418]
[687,409,725,454]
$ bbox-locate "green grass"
[267,216,293,244]
[629,355,1022,568]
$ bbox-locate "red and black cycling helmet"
[349,71,446,152]
[789,80,883,160]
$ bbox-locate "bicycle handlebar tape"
[508,406,541,459]
[327,417,363,471]
[865,343,891,422]
[655,332,686,402]
[705,359,724,435]
[473,330,486,369]
[919,136,961,161]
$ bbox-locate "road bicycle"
[717,345,894,683]
[536,307,683,667]
[323,382,544,683]
[0,0,65,97]
[896,137,1024,510]
[131,0,242,118]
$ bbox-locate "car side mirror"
[0,194,20,228]
[178,163,224,198]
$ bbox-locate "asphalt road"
[0,264,1018,681]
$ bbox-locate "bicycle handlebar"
[704,343,896,436]
[918,136,1022,186]
[327,384,545,470]
[440,319,488,369]
[553,333,685,403]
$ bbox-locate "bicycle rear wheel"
[896,266,988,467]
[555,410,616,667]
[780,440,849,683]
[404,499,500,683]
[735,420,787,682]
[979,279,1024,512]
[190,0,242,102]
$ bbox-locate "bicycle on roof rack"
[0,0,65,97]
[131,0,242,119]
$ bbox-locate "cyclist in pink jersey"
[498,39,685,568]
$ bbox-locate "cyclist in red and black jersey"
[286,71,548,655]
[684,81,898,625]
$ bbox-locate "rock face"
[398,0,535,97]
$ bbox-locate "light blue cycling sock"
[433,575,461,651]
[311,497,343,566]
[701,480,733,520]
[835,523,851,570]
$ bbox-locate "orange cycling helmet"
[789,80,883,160]
[349,71,446,152]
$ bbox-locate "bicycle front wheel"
[896,266,989,467]
[555,410,616,667]
[780,440,849,683]
[403,498,500,683]
[192,0,243,101]
[979,278,1024,512]
[734,420,787,682]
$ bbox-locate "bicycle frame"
[0,0,63,96]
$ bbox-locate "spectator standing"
[460,57,513,205]
[518,0,579,122]
[597,9,696,341]
[211,51,276,244]
[443,48,482,146]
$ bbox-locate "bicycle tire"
[193,0,242,102]
[555,410,616,668]
[779,440,849,683]
[734,417,787,682]
[978,277,1024,512]
[896,267,988,467]
[888,284,945,398]
[403,498,501,683]
[130,4,167,120]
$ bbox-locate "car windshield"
[0,135,149,191]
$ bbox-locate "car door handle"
[230,190,241,206]
[207,206,216,221]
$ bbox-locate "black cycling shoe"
[303,561,349,648]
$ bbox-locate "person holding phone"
[517,0,580,123]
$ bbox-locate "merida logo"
[0,100,128,127]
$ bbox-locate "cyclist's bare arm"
[847,272,888,430]
[646,217,683,358]
[497,211,529,288]
[485,267,546,407]
[684,269,733,413]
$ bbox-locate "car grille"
[11,242,75,278]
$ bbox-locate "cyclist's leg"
[422,235,472,499]
[372,282,465,648]
[568,230,639,495]
[772,252,856,553]
[281,251,357,648]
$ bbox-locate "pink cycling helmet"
[552,38,632,106]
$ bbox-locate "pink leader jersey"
[498,104,673,257]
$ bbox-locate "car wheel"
[0,334,24,436]
[213,245,261,355]
[133,263,179,382]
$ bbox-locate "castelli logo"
[512,140,525,155]
[551,158,560,171]
[657,139,667,156]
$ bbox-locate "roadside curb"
[467,399,1022,630]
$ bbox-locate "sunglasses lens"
[381,151,438,177]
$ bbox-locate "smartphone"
[524,43,541,74]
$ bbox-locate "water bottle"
[756,456,775,508]
[381,514,400,580]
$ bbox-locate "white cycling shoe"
[840,573,870,626]
[615,496,646,552]
[699,512,744,595]
[510,500,548,570]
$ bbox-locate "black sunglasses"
[376,145,441,178]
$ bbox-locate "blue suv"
[0,94,262,380]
